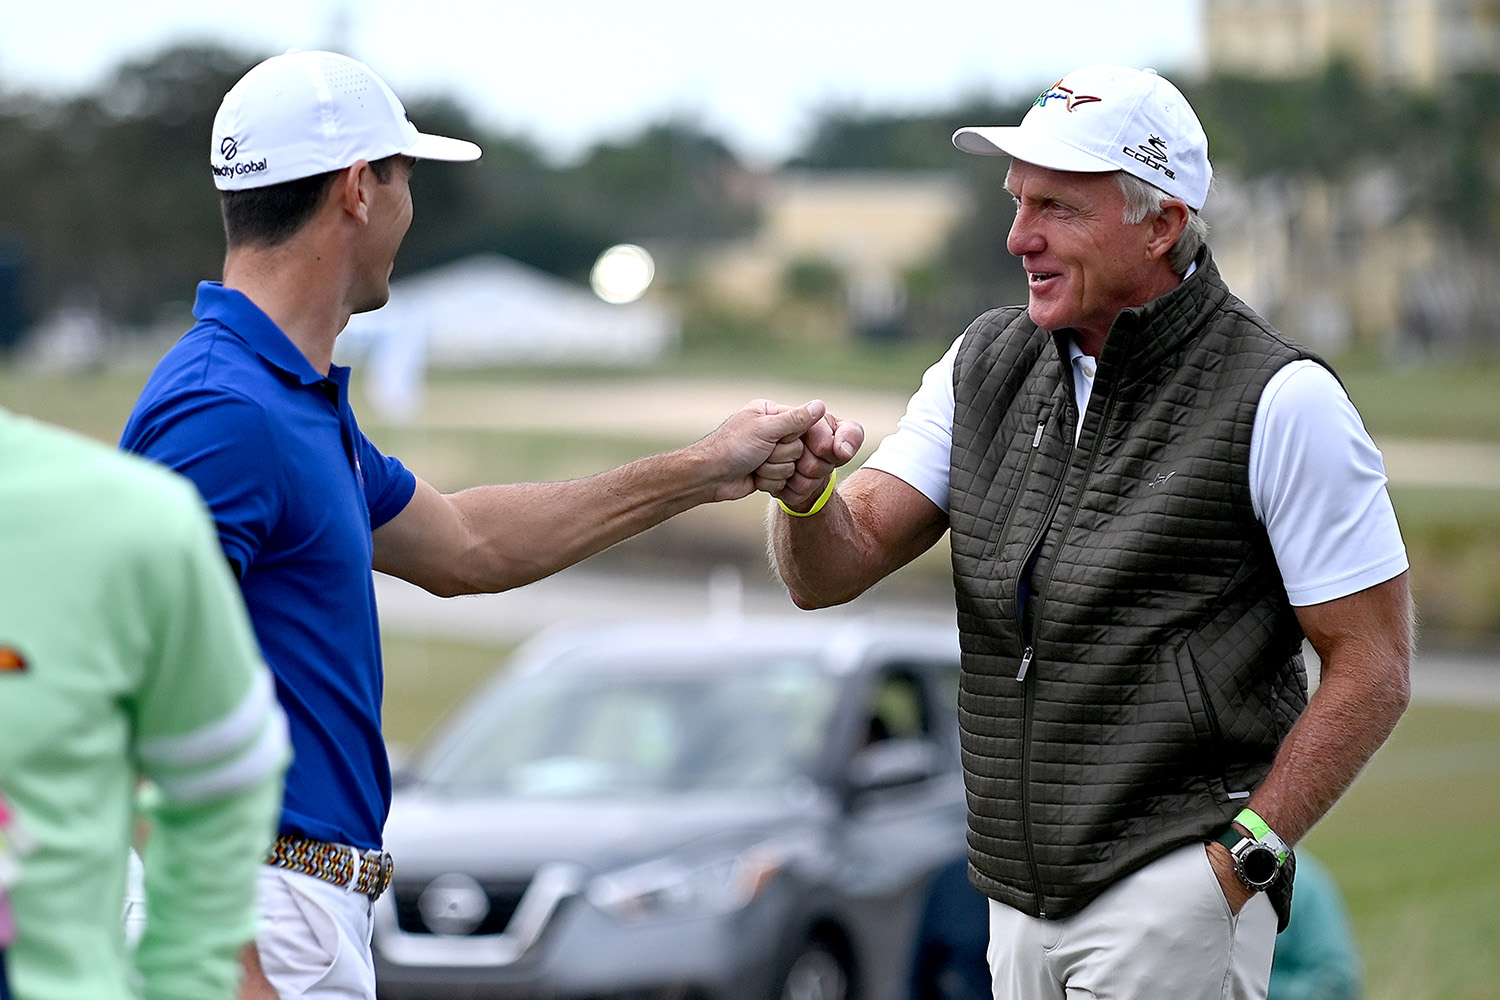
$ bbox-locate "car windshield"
[420,653,840,799]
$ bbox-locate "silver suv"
[373,615,977,1000]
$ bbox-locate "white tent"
[339,253,680,421]
[342,253,678,367]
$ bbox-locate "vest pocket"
[1170,639,1230,796]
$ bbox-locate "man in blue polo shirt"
[121,49,842,1000]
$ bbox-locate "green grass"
[1339,360,1500,442]
[6,354,1500,641]
[1304,703,1500,1000]
[408,350,1500,440]
[0,366,151,444]
[423,336,952,393]
[377,630,1500,1000]
[379,633,515,753]
[366,424,684,494]
[5,357,1495,999]
[1390,486,1500,643]
[5,348,1500,446]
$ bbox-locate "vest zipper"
[988,413,1051,574]
[1024,379,1118,661]
[1014,358,1124,919]
[1012,416,1071,662]
[1011,402,1073,921]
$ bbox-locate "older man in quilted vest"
[768,65,1410,1000]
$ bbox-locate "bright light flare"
[590,244,655,304]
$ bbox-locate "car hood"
[383,785,827,879]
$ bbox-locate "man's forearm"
[378,400,821,597]
[1239,574,1414,845]
[447,447,720,594]
[1243,643,1410,846]
[769,490,870,609]
[769,469,949,610]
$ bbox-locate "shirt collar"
[192,281,337,388]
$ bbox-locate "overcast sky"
[0,0,1203,165]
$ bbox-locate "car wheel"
[780,940,850,1000]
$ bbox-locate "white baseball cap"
[211,50,481,191]
[953,65,1211,211]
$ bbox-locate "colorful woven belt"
[267,835,393,900]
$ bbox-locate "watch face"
[1238,843,1280,888]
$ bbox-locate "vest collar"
[1074,249,1230,383]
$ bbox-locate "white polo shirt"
[863,334,1408,607]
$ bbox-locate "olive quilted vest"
[949,252,1320,919]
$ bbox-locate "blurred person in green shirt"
[0,407,288,1000]
[1268,853,1362,1000]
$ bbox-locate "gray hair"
[1115,172,1209,275]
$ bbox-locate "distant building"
[1207,168,1439,354]
[344,254,677,366]
[1205,0,1500,86]
[1200,0,1500,354]
[705,171,968,339]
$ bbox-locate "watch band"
[1214,825,1247,852]
[1233,807,1274,840]
[1232,808,1290,863]
[1216,824,1282,891]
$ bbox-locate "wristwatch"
[1214,808,1290,891]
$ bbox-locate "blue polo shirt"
[121,282,416,850]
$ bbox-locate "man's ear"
[335,160,376,225]
[1147,199,1191,261]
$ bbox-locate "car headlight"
[585,842,786,922]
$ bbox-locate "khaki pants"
[986,843,1277,1000]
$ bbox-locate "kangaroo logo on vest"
[1147,470,1177,490]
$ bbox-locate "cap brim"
[404,132,482,162]
[952,126,1118,174]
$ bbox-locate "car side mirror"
[846,738,939,803]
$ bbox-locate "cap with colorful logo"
[953,65,1211,211]
[211,50,481,192]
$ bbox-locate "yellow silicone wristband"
[777,470,838,518]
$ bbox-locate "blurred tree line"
[0,44,759,352]
[1193,61,1500,242]
[1,46,1497,353]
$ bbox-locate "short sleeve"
[355,429,416,530]
[123,389,283,578]
[1250,361,1409,606]
[862,336,962,511]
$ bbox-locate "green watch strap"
[1232,808,1290,863]
[1233,808,1274,841]
[1214,826,1243,850]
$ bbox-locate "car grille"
[393,877,532,936]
